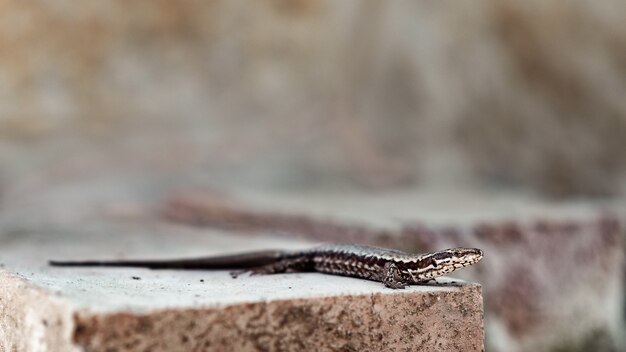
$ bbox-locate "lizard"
[49,244,483,289]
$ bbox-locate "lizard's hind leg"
[230,257,311,279]
[230,262,285,279]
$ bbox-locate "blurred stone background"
[1,1,626,351]
[2,0,626,201]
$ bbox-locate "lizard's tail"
[49,250,287,270]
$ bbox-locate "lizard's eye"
[431,259,438,268]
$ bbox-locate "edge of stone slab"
[0,270,80,352]
[69,282,484,352]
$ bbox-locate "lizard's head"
[417,247,484,279]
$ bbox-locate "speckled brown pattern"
[71,285,483,352]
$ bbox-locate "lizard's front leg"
[382,262,408,289]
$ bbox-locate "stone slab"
[0,224,484,352]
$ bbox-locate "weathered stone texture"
[0,273,78,352]
[69,287,483,352]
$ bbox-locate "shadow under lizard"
[50,244,483,289]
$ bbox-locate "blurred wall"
[1,0,626,198]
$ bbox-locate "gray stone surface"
[0,225,484,351]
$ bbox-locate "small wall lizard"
[50,244,483,289]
